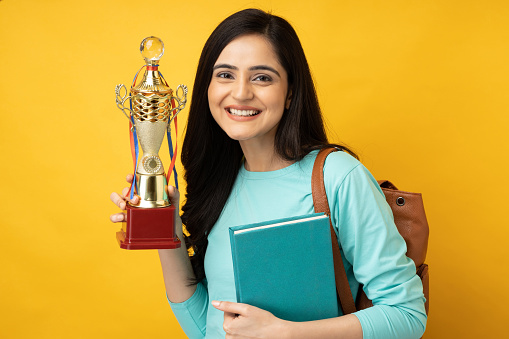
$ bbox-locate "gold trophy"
[114,36,187,249]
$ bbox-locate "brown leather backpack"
[311,148,430,317]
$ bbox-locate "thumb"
[167,185,180,208]
[212,301,249,316]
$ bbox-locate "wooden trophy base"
[116,204,181,250]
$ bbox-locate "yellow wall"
[1,0,507,337]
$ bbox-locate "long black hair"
[181,8,356,283]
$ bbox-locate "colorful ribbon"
[159,70,179,190]
[125,66,145,199]
[167,110,179,190]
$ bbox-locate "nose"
[231,78,254,101]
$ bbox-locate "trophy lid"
[132,36,172,94]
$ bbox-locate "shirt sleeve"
[324,158,427,339]
[168,281,209,339]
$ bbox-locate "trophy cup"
[114,36,187,250]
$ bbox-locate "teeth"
[229,108,260,116]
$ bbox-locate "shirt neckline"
[239,150,318,180]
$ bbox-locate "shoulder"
[297,149,360,174]
[299,149,379,194]
[321,150,383,198]
[322,150,363,187]
[323,150,361,175]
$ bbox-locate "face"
[208,34,291,147]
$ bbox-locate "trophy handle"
[169,84,188,122]
[115,84,134,121]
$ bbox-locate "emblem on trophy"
[114,36,187,249]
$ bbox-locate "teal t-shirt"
[169,150,427,339]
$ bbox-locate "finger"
[110,212,126,223]
[212,301,250,316]
[167,185,180,208]
[120,187,140,206]
[129,194,140,205]
[223,310,238,322]
[110,192,126,210]
[126,174,134,184]
[121,187,129,197]
[223,315,237,336]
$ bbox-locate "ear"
[285,89,293,110]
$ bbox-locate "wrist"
[174,216,184,238]
[278,319,293,339]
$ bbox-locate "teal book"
[229,213,339,322]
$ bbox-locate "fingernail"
[211,300,220,307]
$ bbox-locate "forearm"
[163,220,208,338]
[282,314,362,339]
[158,246,196,303]
[158,219,197,303]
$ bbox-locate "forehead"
[214,34,281,68]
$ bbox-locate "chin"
[225,132,252,141]
[222,128,254,141]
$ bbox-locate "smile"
[227,108,261,117]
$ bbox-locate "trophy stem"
[132,173,170,208]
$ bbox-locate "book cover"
[229,213,339,322]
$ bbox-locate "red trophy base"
[116,204,181,250]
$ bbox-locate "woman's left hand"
[212,301,289,339]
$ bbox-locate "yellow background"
[1,0,508,337]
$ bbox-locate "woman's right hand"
[109,174,183,238]
[109,174,139,223]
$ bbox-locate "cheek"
[207,82,226,109]
[207,86,223,126]
[263,83,288,106]
[267,90,288,114]
[207,84,215,107]
[208,86,220,120]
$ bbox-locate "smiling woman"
[110,8,426,339]
[208,34,292,167]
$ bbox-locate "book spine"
[229,228,242,302]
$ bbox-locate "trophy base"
[117,204,181,250]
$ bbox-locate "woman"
[110,8,427,339]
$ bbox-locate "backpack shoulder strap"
[312,147,357,315]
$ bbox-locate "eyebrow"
[212,64,281,77]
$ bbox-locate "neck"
[239,139,294,172]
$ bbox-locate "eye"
[215,72,234,80]
[253,74,273,82]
